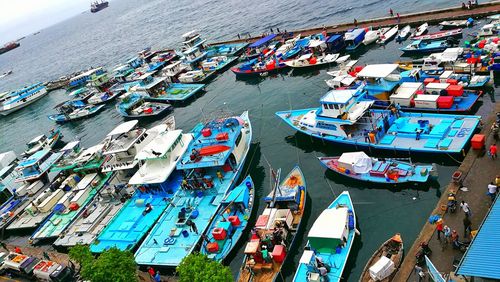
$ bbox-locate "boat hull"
[0,88,48,116]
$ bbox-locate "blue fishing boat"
[318,151,437,184]
[201,56,239,73]
[344,29,366,51]
[67,67,105,89]
[116,92,172,119]
[134,111,252,267]
[231,57,289,77]
[23,129,63,156]
[275,87,481,155]
[15,150,63,183]
[293,191,356,282]
[0,83,48,116]
[48,100,104,123]
[242,34,277,60]
[205,42,248,57]
[237,166,307,282]
[400,40,450,55]
[200,175,255,262]
[326,34,345,53]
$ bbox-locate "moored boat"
[134,111,252,267]
[377,26,398,45]
[400,40,450,54]
[48,100,104,123]
[345,28,366,51]
[116,92,172,119]
[318,151,436,184]
[23,129,63,156]
[440,19,473,29]
[363,28,388,45]
[284,53,340,68]
[231,57,289,77]
[412,28,462,41]
[0,83,48,116]
[16,150,63,183]
[359,234,404,282]
[178,70,217,84]
[293,191,355,282]
[411,23,429,38]
[200,175,255,262]
[396,25,411,42]
[201,56,239,73]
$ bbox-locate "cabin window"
[334,104,339,110]
[235,132,242,146]
[317,122,337,131]
[328,104,334,109]
[323,104,328,110]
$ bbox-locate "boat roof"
[326,34,342,43]
[308,39,325,48]
[0,151,17,169]
[135,130,182,160]
[298,53,313,60]
[357,64,399,78]
[249,34,276,48]
[28,134,46,144]
[320,89,357,104]
[308,207,348,240]
[345,28,365,39]
[61,141,80,151]
[17,150,50,168]
[299,250,315,264]
[71,67,102,80]
[74,143,104,164]
[136,76,167,90]
[165,61,182,69]
[182,30,198,39]
[107,120,139,137]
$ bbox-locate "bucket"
[182,230,189,238]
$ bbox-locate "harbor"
[0,0,499,281]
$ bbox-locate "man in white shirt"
[460,201,471,217]
[487,182,498,202]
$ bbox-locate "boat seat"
[451,119,464,128]
[424,139,440,148]
[439,138,453,150]
[369,162,389,177]
[448,129,458,137]
[379,135,396,145]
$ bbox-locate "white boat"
[440,20,472,29]
[24,129,63,156]
[0,83,48,115]
[284,53,340,68]
[411,23,429,38]
[325,57,359,88]
[397,25,411,41]
[178,70,215,83]
[363,28,388,45]
[377,25,398,44]
[0,70,12,79]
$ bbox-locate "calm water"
[0,0,498,280]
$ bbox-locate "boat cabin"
[73,143,106,171]
[326,34,345,53]
[182,46,207,68]
[317,88,373,122]
[15,150,61,182]
[25,135,47,152]
[88,72,111,90]
[112,65,135,83]
[344,28,366,51]
[69,67,105,88]
[131,73,170,98]
[161,61,187,82]
[245,34,277,58]
[126,56,144,69]
[308,207,350,253]
[356,64,401,100]
[182,30,207,50]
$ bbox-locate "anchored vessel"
[0,83,48,115]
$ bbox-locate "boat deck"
[158,83,205,101]
[31,173,112,241]
[90,174,181,253]
[134,167,237,266]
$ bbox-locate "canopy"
[320,89,357,104]
[338,151,373,174]
[369,256,395,281]
[308,208,348,252]
[327,34,342,43]
[308,40,325,48]
[222,182,250,206]
[357,64,399,78]
[107,120,138,137]
[249,34,276,48]
[135,130,182,160]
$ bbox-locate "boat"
[67,67,105,89]
[400,40,450,54]
[49,141,82,173]
[293,191,355,282]
[237,165,306,282]
[32,259,75,281]
[134,111,252,267]
[116,92,172,119]
[90,0,108,13]
[476,23,500,37]
[440,19,473,29]
[285,53,340,68]
[23,129,63,156]
[359,234,404,282]
[231,57,289,77]
[200,175,255,262]
[345,28,366,51]
[396,25,411,42]
[363,28,389,45]
[326,34,346,53]
[91,127,192,254]
[48,100,105,123]
[0,180,45,231]
[318,151,436,184]
[0,152,21,205]
[0,70,12,79]
[180,31,208,69]
[30,172,114,243]
[275,87,481,154]
[15,150,63,183]
[0,83,48,115]
[178,70,217,84]
[325,57,360,88]
[53,171,135,248]
[411,23,429,38]
[0,42,20,55]
[377,26,398,45]
[467,75,491,88]
[241,34,278,60]
[412,28,462,41]
[201,56,239,73]
[205,42,248,58]
[86,86,123,105]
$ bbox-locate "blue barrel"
[190,210,199,219]
[182,230,189,238]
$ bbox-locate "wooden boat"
[293,191,356,282]
[411,23,428,38]
[237,166,306,282]
[201,175,255,262]
[318,152,436,184]
[440,19,473,30]
[396,25,411,42]
[400,40,450,54]
[359,234,404,282]
[48,100,104,123]
[412,28,462,41]
[116,92,172,119]
[24,129,63,156]
[377,25,398,44]
[284,53,339,68]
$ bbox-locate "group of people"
[462,0,479,9]
[435,214,472,251]
[180,168,220,191]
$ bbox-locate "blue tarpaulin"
[249,34,277,48]
[222,183,249,205]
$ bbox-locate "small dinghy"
[412,28,462,41]
[411,23,429,38]
[377,25,398,44]
[318,152,436,184]
[359,234,404,282]
[284,53,339,68]
[116,92,172,119]
[396,25,411,42]
[48,99,104,123]
[440,19,473,29]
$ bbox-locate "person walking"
[436,218,443,240]
[460,200,472,217]
[354,18,358,27]
[489,143,497,160]
[396,13,400,23]
[389,8,394,16]
[147,266,156,282]
[154,271,161,282]
[487,181,498,202]
[463,216,472,238]
[442,225,451,250]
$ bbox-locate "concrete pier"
[394,101,500,281]
[210,1,500,46]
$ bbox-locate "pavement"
[394,102,500,282]
[211,1,500,45]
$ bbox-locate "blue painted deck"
[276,108,480,154]
[200,176,255,262]
[205,43,248,57]
[293,191,356,282]
[90,174,181,253]
[156,83,205,102]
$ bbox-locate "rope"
[445,152,464,164]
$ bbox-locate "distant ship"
[0,42,20,55]
[91,0,108,13]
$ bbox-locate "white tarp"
[369,256,395,281]
[308,207,348,239]
[356,64,399,78]
[338,151,373,174]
